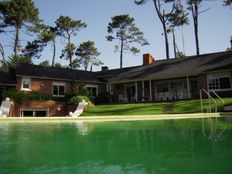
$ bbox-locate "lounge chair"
[69,100,88,117]
[0,98,12,118]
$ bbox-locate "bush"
[28,92,53,101]
[3,88,27,104]
[68,95,90,104]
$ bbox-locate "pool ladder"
[200,89,224,113]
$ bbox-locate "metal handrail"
[210,90,225,104]
[200,89,217,113]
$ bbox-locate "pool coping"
[0,112,232,123]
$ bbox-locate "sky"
[1,0,232,71]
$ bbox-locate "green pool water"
[0,118,232,174]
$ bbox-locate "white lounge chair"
[69,100,88,117]
[0,98,12,118]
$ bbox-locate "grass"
[81,98,232,116]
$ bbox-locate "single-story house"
[0,51,232,117]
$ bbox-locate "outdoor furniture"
[118,94,124,103]
[0,98,12,118]
[69,100,88,117]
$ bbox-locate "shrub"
[3,88,27,104]
[68,95,90,104]
[28,92,53,101]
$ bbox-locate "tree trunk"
[192,3,200,55]
[162,22,170,59]
[68,35,72,68]
[172,28,177,58]
[120,37,124,69]
[0,43,5,64]
[51,39,56,67]
[14,25,20,57]
[153,0,170,59]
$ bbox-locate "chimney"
[101,66,109,71]
[143,53,155,65]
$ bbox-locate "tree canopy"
[55,16,87,68]
[75,40,102,71]
[106,14,149,68]
[0,0,40,57]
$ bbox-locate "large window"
[52,82,65,97]
[21,77,31,91]
[21,109,48,117]
[208,72,231,91]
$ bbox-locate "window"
[21,78,31,91]
[86,84,98,97]
[208,77,231,91]
[21,109,48,117]
[52,82,65,97]
[157,83,169,93]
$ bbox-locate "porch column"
[135,81,138,102]
[187,76,190,99]
[109,83,112,94]
[149,80,152,101]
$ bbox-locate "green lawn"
[81,98,232,116]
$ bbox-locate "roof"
[109,51,232,83]
[0,69,17,86]
[96,65,141,79]
[15,64,100,83]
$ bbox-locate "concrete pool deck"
[0,113,232,123]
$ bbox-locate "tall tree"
[135,0,176,59]
[106,14,149,68]
[40,26,58,66]
[55,16,87,68]
[168,2,189,58]
[186,0,209,55]
[75,40,102,71]
[0,0,40,57]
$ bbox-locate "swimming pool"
[0,118,232,174]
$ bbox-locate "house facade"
[0,51,232,117]
[107,52,232,103]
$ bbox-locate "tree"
[75,40,102,71]
[40,26,58,66]
[0,43,5,65]
[224,0,232,6]
[186,0,209,55]
[0,0,40,57]
[106,14,149,68]
[21,40,46,59]
[6,55,32,68]
[168,2,189,58]
[39,60,49,67]
[55,16,87,68]
[135,0,176,59]
[60,43,79,69]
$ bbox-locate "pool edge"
[1,112,232,123]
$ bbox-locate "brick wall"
[17,77,71,95]
[13,101,67,117]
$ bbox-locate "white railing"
[200,89,217,113]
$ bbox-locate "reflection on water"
[72,121,89,135]
[0,118,232,174]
